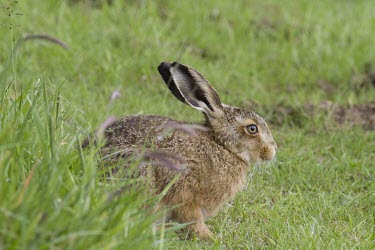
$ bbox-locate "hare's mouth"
[260,146,276,161]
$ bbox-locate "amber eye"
[246,124,258,134]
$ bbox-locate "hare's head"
[158,62,277,165]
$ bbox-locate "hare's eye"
[246,124,258,134]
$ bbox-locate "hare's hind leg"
[171,203,213,240]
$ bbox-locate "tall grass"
[0,78,167,249]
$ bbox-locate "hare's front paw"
[185,223,214,241]
[195,224,214,240]
[172,204,214,240]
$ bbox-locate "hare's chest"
[201,162,247,217]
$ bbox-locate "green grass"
[1,0,374,249]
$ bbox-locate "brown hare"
[99,62,277,240]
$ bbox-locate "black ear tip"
[158,62,172,83]
[158,62,171,73]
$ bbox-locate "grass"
[0,77,169,249]
[1,0,374,249]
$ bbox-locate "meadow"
[0,0,374,249]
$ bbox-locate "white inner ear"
[170,67,210,113]
[191,101,210,113]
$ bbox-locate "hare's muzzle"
[260,140,277,161]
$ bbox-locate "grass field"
[1,0,374,249]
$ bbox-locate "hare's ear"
[158,62,224,117]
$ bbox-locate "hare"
[99,62,277,240]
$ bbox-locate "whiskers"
[263,155,278,169]
[246,161,261,191]
[246,156,278,191]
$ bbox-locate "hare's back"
[104,115,178,148]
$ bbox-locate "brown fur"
[98,62,277,239]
